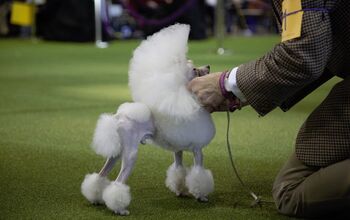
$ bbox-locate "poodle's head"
[129,24,208,120]
[186,60,210,81]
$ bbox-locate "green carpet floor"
[0,37,338,219]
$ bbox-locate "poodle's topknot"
[129,24,201,120]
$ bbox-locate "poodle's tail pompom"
[103,182,131,215]
[81,173,111,204]
[92,113,121,158]
[165,163,188,196]
[92,103,152,158]
[185,166,214,201]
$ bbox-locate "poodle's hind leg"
[102,125,143,216]
[165,151,188,197]
[185,148,214,202]
[81,157,118,205]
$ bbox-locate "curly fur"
[92,114,121,158]
[103,182,131,215]
[129,24,215,152]
[92,103,152,158]
[129,24,201,120]
[81,173,111,204]
[165,163,188,196]
[116,102,152,123]
[83,24,215,215]
[185,166,214,199]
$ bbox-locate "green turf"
[0,37,339,220]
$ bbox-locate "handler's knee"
[272,157,350,218]
[272,180,303,217]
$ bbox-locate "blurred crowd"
[0,0,276,41]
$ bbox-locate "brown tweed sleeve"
[236,11,332,116]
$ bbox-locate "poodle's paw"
[115,209,130,216]
[185,166,214,201]
[81,173,110,204]
[103,182,131,215]
[165,163,188,196]
[197,196,209,203]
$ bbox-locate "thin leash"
[225,111,274,207]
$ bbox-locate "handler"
[188,0,349,218]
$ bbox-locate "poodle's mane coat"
[129,24,201,120]
[83,25,216,214]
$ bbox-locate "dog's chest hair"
[151,110,215,151]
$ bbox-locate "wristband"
[219,71,241,112]
[219,71,233,99]
[228,98,241,112]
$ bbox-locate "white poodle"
[81,24,215,215]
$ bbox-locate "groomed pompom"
[185,166,214,200]
[81,173,110,204]
[165,163,188,196]
[116,102,152,123]
[103,182,131,215]
[92,114,121,158]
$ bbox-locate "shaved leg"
[99,156,119,177]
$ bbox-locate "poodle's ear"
[193,65,210,77]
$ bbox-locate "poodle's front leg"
[186,148,214,202]
[193,148,203,167]
[165,151,188,196]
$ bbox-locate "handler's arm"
[189,10,333,115]
[235,10,332,116]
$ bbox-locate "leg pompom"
[81,173,110,204]
[103,182,131,215]
[185,166,214,201]
[165,163,188,196]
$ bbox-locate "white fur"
[81,173,111,204]
[116,102,152,123]
[103,182,131,215]
[185,166,214,200]
[92,103,153,158]
[92,114,121,158]
[152,109,215,152]
[84,24,216,215]
[165,163,188,196]
[129,24,201,120]
[128,24,215,152]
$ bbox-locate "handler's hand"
[187,72,226,112]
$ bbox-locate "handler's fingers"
[186,80,194,92]
[204,105,214,113]
[208,94,225,107]
[215,101,230,112]
[187,77,202,94]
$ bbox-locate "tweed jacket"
[236,0,350,166]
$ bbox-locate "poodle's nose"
[206,65,210,71]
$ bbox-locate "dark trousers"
[272,78,350,218]
[272,153,350,218]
